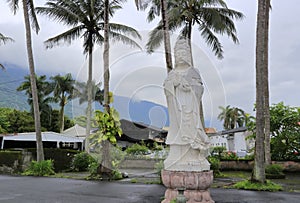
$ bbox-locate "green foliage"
[218,105,248,130]
[208,156,221,176]
[111,145,126,170]
[265,164,284,175]
[71,152,96,172]
[0,150,22,169]
[27,148,78,172]
[112,170,123,180]
[91,107,122,145]
[233,180,282,192]
[211,146,226,159]
[23,160,55,176]
[125,143,149,155]
[269,102,300,161]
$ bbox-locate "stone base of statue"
[161,170,214,203]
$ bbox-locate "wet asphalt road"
[0,175,299,203]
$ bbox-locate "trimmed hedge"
[27,148,79,172]
[0,150,23,173]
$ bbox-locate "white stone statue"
[164,39,210,171]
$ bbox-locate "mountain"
[0,64,170,127]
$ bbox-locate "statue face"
[174,39,192,68]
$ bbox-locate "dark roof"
[220,127,247,135]
[120,119,166,142]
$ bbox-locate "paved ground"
[1,174,300,203]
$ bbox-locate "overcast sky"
[0,0,299,129]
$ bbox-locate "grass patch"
[232,180,283,192]
[130,178,138,183]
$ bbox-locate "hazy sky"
[0,0,299,129]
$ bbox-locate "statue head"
[174,38,192,69]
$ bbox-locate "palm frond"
[27,0,40,34]
[146,24,164,53]
[7,0,19,14]
[0,33,14,45]
[44,25,84,49]
[198,24,223,59]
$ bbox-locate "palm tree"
[74,80,104,106]
[50,73,75,132]
[36,0,141,153]
[17,75,54,123]
[147,0,244,59]
[252,0,270,183]
[135,0,173,73]
[7,0,44,161]
[218,105,246,130]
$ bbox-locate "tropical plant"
[252,0,270,183]
[36,0,141,153]
[6,0,44,161]
[23,160,55,176]
[50,73,75,132]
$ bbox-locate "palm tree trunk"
[187,22,205,128]
[22,0,44,162]
[102,0,112,171]
[85,43,93,153]
[160,0,172,73]
[252,0,267,183]
[59,100,65,133]
[264,0,271,166]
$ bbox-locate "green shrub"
[23,160,55,176]
[0,150,22,168]
[112,170,123,180]
[71,152,96,171]
[125,143,149,155]
[265,164,284,175]
[208,156,221,176]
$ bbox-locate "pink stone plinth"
[161,170,214,203]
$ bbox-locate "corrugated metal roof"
[3,132,84,142]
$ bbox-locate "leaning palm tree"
[7,0,44,161]
[50,73,75,132]
[135,0,173,73]
[36,0,141,153]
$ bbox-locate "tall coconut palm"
[7,0,44,161]
[252,0,270,183]
[50,73,75,132]
[147,0,244,59]
[135,0,173,73]
[74,81,104,106]
[36,0,141,152]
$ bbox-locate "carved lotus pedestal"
[161,170,215,203]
